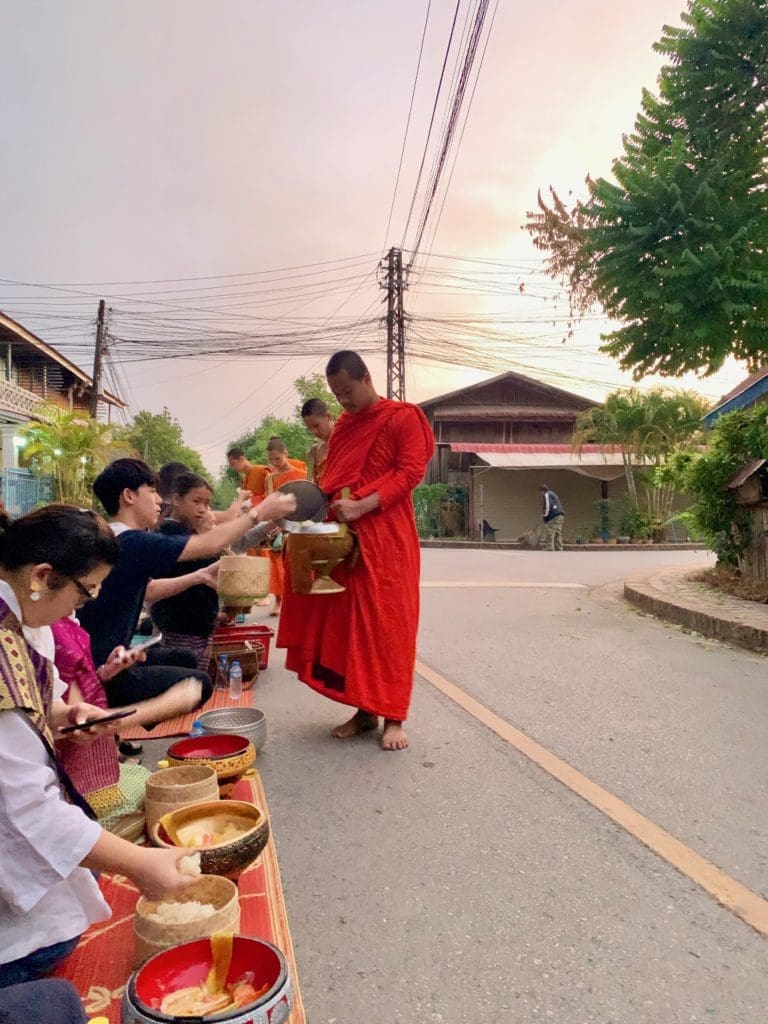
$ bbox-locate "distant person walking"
[540,484,565,551]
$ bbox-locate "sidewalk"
[624,564,768,655]
[422,539,703,552]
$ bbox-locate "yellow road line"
[415,658,768,940]
[420,581,587,589]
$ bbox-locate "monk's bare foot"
[331,710,378,739]
[381,720,408,751]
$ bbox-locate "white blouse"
[0,581,109,965]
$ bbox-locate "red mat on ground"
[54,775,306,1024]
[119,687,254,740]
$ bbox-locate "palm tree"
[573,388,709,517]
[22,407,128,505]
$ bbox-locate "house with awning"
[420,371,637,541]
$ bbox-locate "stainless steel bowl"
[199,707,267,753]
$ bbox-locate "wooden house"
[727,459,768,581]
[420,371,643,541]
[0,311,125,470]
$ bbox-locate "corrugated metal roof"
[726,458,767,490]
[0,312,125,408]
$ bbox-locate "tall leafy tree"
[121,408,208,478]
[527,0,768,377]
[292,372,342,419]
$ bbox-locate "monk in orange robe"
[226,446,269,499]
[301,397,335,486]
[258,438,306,614]
[277,350,434,751]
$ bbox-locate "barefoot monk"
[277,350,434,751]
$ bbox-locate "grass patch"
[690,565,768,604]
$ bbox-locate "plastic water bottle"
[189,718,204,737]
[229,660,243,701]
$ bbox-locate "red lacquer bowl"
[122,935,293,1024]
[164,735,256,795]
[167,735,250,760]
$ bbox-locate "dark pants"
[105,644,212,709]
[0,979,87,1023]
[0,938,80,990]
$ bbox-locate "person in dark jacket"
[539,484,565,551]
[0,979,88,1022]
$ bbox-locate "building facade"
[420,372,646,542]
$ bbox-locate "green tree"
[661,404,768,564]
[227,415,311,467]
[526,0,768,377]
[22,407,129,505]
[573,388,709,518]
[292,372,342,419]
[217,374,339,501]
[121,408,208,479]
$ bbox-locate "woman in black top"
[149,474,221,671]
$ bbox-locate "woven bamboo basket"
[133,875,240,966]
[144,765,219,836]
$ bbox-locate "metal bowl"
[276,479,328,522]
[198,707,267,754]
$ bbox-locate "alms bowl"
[151,799,269,879]
[122,935,293,1024]
[165,735,255,794]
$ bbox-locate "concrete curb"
[421,540,704,552]
[624,568,768,656]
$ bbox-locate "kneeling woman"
[0,506,194,988]
[149,472,221,672]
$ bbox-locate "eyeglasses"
[71,578,101,603]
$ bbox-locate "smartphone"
[60,708,137,734]
[130,633,163,654]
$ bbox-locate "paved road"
[242,549,768,1023]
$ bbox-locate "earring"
[30,590,41,602]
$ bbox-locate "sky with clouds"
[0,1,748,471]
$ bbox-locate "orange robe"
[259,465,307,597]
[243,464,269,497]
[277,400,434,721]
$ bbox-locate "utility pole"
[383,247,406,400]
[90,299,106,418]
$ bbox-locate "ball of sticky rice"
[178,852,202,876]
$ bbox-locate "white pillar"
[0,425,19,469]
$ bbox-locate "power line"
[399,0,463,247]
[381,0,433,250]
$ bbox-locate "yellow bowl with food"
[152,800,269,880]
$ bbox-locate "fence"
[0,468,52,516]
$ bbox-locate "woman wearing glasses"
[0,505,195,989]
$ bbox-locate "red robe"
[277,399,434,720]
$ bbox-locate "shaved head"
[325,350,369,380]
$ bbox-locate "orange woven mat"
[54,774,306,1024]
[119,687,254,739]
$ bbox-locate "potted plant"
[650,517,667,543]
[593,499,613,543]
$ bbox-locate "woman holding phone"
[0,505,196,988]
